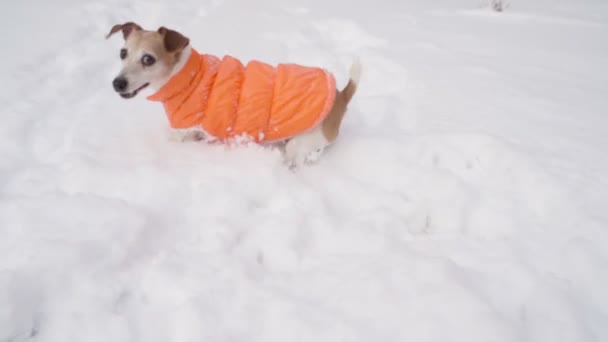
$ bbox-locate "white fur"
[118,37,175,95]
[350,58,362,86]
[168,127,207,142]
[284,126,329,167]
[149,46,192,91]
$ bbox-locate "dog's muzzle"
[113,76,149,99]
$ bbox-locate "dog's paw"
[168,129,206,142]
[284,149,323,171]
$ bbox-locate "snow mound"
[1,0,607,341]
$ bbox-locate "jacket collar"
[147,48,202,102]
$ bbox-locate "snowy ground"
[1,0,608,341]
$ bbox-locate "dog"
[106,22,360,166]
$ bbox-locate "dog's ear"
[106,22,142,40]
[158,27,190,53]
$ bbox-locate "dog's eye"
[141,54,156,66]
[120,48,127,60]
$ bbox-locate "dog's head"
[106,22,190,99]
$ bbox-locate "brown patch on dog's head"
[106,22,143,40]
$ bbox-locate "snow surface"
[1,0,608,341]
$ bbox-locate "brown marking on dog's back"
[322,78,358,143]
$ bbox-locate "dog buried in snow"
[106,22,360,166]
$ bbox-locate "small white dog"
[107,22,360,166]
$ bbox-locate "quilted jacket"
[147,49,336,142]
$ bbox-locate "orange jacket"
[147,49,336,142]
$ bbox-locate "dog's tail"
[341,58,361,104]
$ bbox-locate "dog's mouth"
[119,83,149,99]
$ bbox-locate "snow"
[1,0,608,341]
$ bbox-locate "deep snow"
[1,0,608,341]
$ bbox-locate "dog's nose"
[113,77,128,92]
